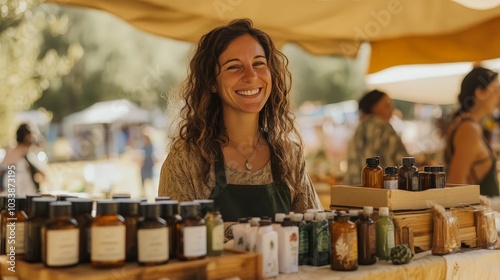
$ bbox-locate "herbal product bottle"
[278,217,299,273]
[419,166,432,191]
[245,217,261,252]
[232,217,250,251]
[362,157,384,188]
[376,207,395,260]
[383,166,399,190]
[24,197,56,262]
[398,157,419,191]
[158,200,181,259]
[205,204,224,256]
[310,212,330,266]
[256,220,279,278]
[0,196,7,255]
[25,194,42,218]
[330,211,358,271]
[43,201,79,268]
[118,199,141,262]
[8,196,27,256]
[301,212,314,265]
[356,206,376,265]
[91,200,126,268]
[431,166,446,189]
[177,202,206,261]
[137,203,169,266]
[67,198,93,263]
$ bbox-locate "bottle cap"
[95,200,119,216]
[315,212,326,221]
[423,166,432,172]
[180,201,201,218]
[379,207,389,217]
[274,213,286,223]
[366,157,380,167]
[402,157,415,167]
[304,212,315,221]
[305,209,318,214]
[430,165,445,172]
[57,194,78,201]
[49,201,72,218]
[193,199,214,216]
[238,217,249,223]
[112,193,131,199]
[66,198,93,216]
[259,220,272,226]
[26,194,42,213]
[155,196,171,201]
[291,213,304,222]
[118,199,142,216]
[250,217,261,226]
[158,200,179,217]
[140,203,162,219]
[348,210,359,216]
[31,197,57,218]
[324,211,334,220]
[384,166,398,176]
[363,206,374,215]
[14,196,27,212]
[281,217,292,227]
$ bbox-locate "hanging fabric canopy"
[46,0,500,73]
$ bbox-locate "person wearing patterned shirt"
[344,90,410,185]
[158,19,323,224]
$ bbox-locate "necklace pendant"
[245,160,253,171]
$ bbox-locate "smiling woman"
[158,19,323,225]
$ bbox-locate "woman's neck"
[224,113,260,145]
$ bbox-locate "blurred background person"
[344,90,410,185]
[445,67,500,197]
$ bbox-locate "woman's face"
[371,94,394,121]
[215,34,272,116]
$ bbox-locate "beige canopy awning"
[46,0,500,73]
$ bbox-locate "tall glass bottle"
[67,197,93,263]
[0,196,7,255]
[398,157,419,191]
[158,200,181,259]
[330,211,358,271]
[24,197,57,262]
[177,202,206,261]
[205,204,224,256]
[376,207,395,260]
[301,212,314,265]
[310,212,330,266]
[362,157,383,188]
[91,200,126,268]
[43,201,79,268]
[356,206,376,265]
[8,196,27,256]
[137,203,169,266]
[118,199,141,262]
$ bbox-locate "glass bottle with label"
[430,166,446,189]
[43,201,79,268]
[419,166,432,191]
[362,157,384,188]
[310,212,330,266]
[398,157,419,191]
[301,212,314,265]
[118,199,141,262]
[376,207,395,260]
[177,202,206,261]
[383,166,398,190]
[278,217,299,274]
[158,200,181,259]
[356,206,376,265]
[25,194,42,218]
[24,197,57,262]
[8,196,27,256]
[91,200,126,268]
[330,211,358,271]
[205,204,224,256]
[67,197,93,263]
[137,203,169,266]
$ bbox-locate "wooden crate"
[0,249,261,280]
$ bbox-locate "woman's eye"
[254,61,266,67]
[227,65,240,70]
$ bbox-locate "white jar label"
[383,180,398,190]
[138,227,169,263]
[183,225,206,257]
[91,225,125,262]
[212,224,224,251]
[46,228,79,266]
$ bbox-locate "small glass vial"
[204,203,224,256]
[419,166,432,191]
[383,166,398,190]
[177,202,206,261]
[9,197,28,256]
[43,201,79,268]
[24,197,57,262]
[91,200,126,268]
[138,203,169,266]
[430,166,446,189]
[398,157,419,191]
[362,157,384,188]
[376,207,395,260]
[118,199,141,262]
[158,200,181,259]
[67,198,93,263]
[25,194,42,218]
[356,206,376,265]
[330,211,358,271]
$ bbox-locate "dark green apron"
[208,145,291,222]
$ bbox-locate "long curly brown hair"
[173,18,302,183]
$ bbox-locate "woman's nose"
[242,66,257,82]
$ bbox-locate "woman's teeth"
[236,88,260,96]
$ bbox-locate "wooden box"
[0,249,261,280]
[331,184,480,211]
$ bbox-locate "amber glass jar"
[24,197,57,262]
[330,212,358,271]
[43,201,79,268]
[362,157,383,188]
[398,157,419,191]
[67,198,93,263]
[0,196,8,255]
[118,199,141,262]
[91,200,126,268]
[9,197,28,256]
[137,203,169,266]
[356,206,376,265]
[177,202,206,261]
[158,200,181,259]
